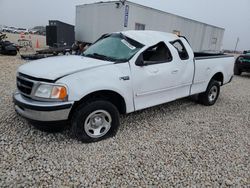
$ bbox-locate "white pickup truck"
[14,31,234,142]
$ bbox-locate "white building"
[75,1,225,52]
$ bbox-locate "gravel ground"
[0,55,249,187]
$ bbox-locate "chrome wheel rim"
[208,86,218,102]
[84,110,112,138]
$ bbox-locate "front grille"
[17,77,34,95]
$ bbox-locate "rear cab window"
[170,40,189,60]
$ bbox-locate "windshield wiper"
[84,53,115,62]
[114,58,128,63]
[92,53,129,63]
[93,53,115,61]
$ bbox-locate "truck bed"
[194,52,233,60]
[191,51,235,95]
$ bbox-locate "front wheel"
[198,80,220,106]
[71,100,120,143]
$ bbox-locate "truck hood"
[18,55,113,81]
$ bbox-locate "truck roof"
[121,30,179,46]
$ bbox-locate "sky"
[0,0,249,51]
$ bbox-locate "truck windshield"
[83,33,144,63]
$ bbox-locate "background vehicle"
[13,31,234,142]
[29,30,39,34]
[243,50,250,54]
[0,33,18,56]
[234,53,250,75]
[14,28,29,34]
[2,26,17,33]
[31,26,46,35]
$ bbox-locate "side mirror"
[135,54,144,66]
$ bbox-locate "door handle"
[149,68,159,74]
[171,70,179,74]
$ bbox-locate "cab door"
[130,40,194,111]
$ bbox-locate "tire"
[234,65,241,75]
[198,80,220,106]
[2,50,17,56]
[71,100,120,143]
[9,50,17,56]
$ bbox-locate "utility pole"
[234,37,240,53]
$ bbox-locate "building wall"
[76,3,124,43]
[125,2,224,52]
[75,1,224,52]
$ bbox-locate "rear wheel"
[71,100,120,143]
[198,80,220,106]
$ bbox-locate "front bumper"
[13,92,74,122]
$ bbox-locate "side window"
[135,23,146,30]
[170,40,189,60]
[142,42,172,65]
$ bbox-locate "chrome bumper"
[13,92,74,122]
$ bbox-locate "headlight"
[34,84,68,101]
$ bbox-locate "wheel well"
[211,72,224,85]
[69,90,127,119]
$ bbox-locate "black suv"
[234,52,250,75]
